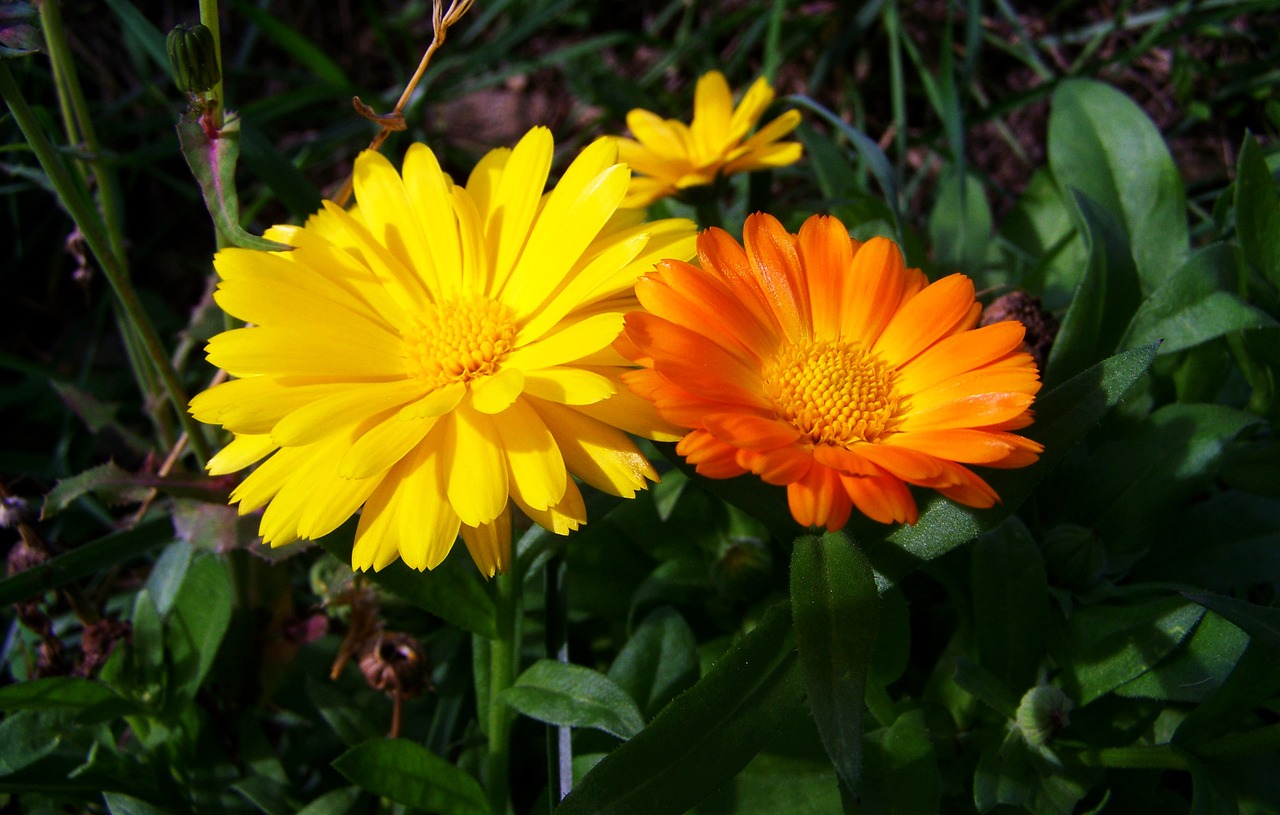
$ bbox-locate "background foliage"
[3,1,1280,813]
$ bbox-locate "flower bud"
[710,538,774,603]
[1015,684,1073,746]
[167,23,221,95]
[358,632,432,698]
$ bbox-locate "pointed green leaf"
[103,792,171,815]
[1116,611,1249,703]
[790,531,879,791]
[1236,131,1280,289]
[333,739,488,815]
[296,787,362,815]
[971,518,1050,694]
[608,607,699,719]
[1122,244,1276,354]
[164,553,233,709]
[501,660,645,740]
[859,710,940,815]
[1181,592,1280,653]
[928,167,993,277]
[1049,78,1188,292]
[1044,191,1142,386]
[557,604,804,815]
[1173,641,1280,746]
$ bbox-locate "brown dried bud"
[358,632,432,698]
[77,618,132,677]
[0,495,31,528]
[6,538,47,577]
[980,291,1059,371]
[35,637,68,679]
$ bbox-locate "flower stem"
[197,0,225,131]
[544,549,572,806]
[485,568,522,815]
[0,63,212,465]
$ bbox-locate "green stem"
[1071,744,1192,770]
[544,550,572,808]
[38,0,174,447]
[198,0,225,130]
[884,0,907,187]
[486,568,522,815]
[0,63,212,465]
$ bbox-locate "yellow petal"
[339,403,445,480]
[514,476,586,536]
[486,127,554,294]
[191,377,347,435]
[205,325,407,380]
[403,143,463,292]
[508,312,625,370]
[320,200,431,315]
[207,433,278,475]
[523,367,616,405]
[459,508,511,577]
[517,231,649,344]
[531,399,656,497]
[491,397,566,511]
[352,148,439,293]
[471,367,526,414]
[444,403,509,526]
[270,379,424,447]
[392,439,462,571]
[352,472,407,571]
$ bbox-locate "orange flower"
[620,213,1043,529]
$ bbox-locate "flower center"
[402,294,517,389]
[762,339,900,446]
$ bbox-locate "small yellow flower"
[191,127,695,575]
[616,71,803,208]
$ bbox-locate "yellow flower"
[191,127,695,575]
[616,70,803,208]
[620,213,1042,530]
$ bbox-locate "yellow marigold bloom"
[191,127,695,575]
[620,213,1043,530]
[616,70,803,208]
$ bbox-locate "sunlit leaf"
[502,660,645,740]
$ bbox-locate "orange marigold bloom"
[620,213,1044,530]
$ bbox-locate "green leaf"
[691,753,840,815]
[102,792,171,815]
[1055,597,1205,705]
[971,517,1049,694]
[1115,611,1249,703]
[865,344,1158,590]
[928,167,993,277]
[332,739,489,815]
[953,658,1020,719]
[501,660,645,740]
[1173,640,1280,746]
[858,710,941,815]
[0,710,63,773]
[557,604,804,815]
[790,531,879,791]
[296,787,362,815]
[41,461,151,518]
[1048,78,1188,292]
[0,677,138,723]
[1043,191,1142,386]
[607,607,699,719]
[999,169,1087,311]
[318,527,497,639]
[176,113,292,252]
[164,553,233,709]
[1236,131,1280,290]
[974,730,1093,815]
[1131,492,1280,592]
[231,774,298,815]
[1181,592,1280,653]
[1078,404,1264,563]
[1122,244,1276,354]
[0,517,172,606]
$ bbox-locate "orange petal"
[851,444,947,485]
[839,237,909,348]
[788,465,852,530]
[738,445,812,486]
[641,260,778,359]
[703,412,802,450]
[812,444,880,477]
[898,392,1036,433]
[874,274,978,368]
[934,462,1001,508]
[841,472,918,524]
[677,428,749,479]
[743,213,807,341]
[797,215,857,338]
[624,312,769,409]
[895,322,1028,395]
[697,227,779,335]
[884,428,1043,465]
